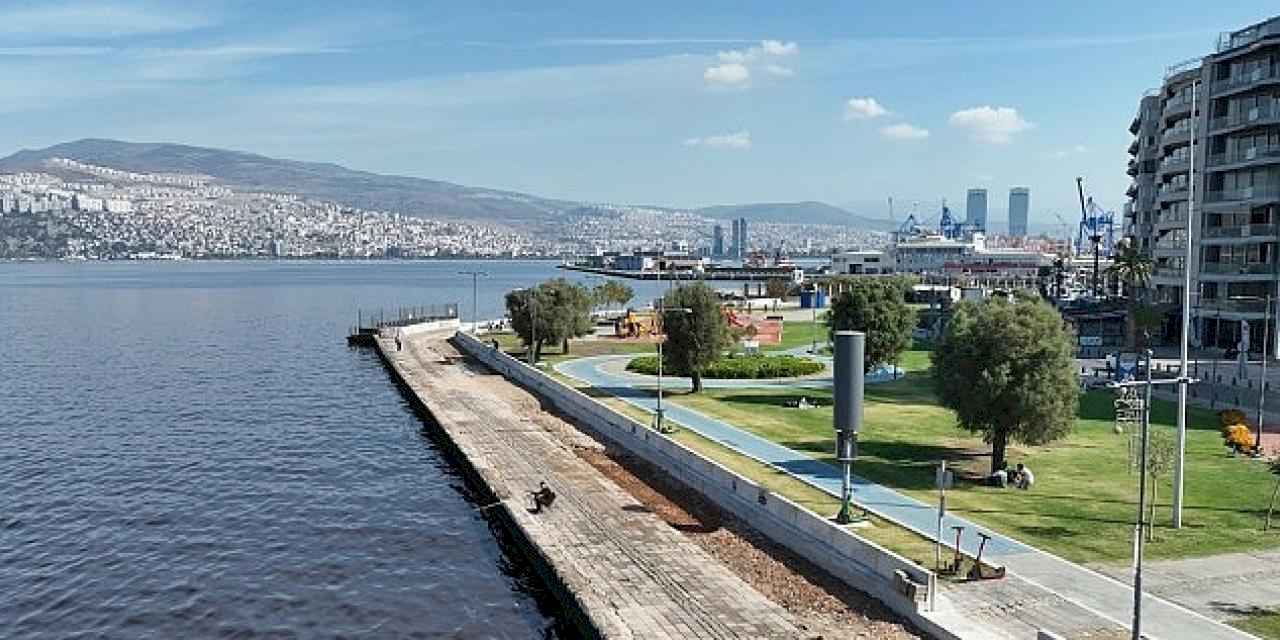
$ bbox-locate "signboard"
[1079,336,1103,347]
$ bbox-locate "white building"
[830,233,1052,282]
[830,250,891,275]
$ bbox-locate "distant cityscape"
[0,158,888,260]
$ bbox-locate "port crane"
[1076,177,1117,298]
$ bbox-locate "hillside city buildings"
[0,159,884,260]
[1125,13,1280,350]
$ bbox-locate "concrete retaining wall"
[453,331,945,630]
[379,317,460,339]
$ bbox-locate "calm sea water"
[0,260,673,640]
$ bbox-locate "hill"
[0,139,572,225]
[697,201,891,230]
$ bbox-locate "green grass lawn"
[487,331,655,365]
[1231,608,1280,638]
[666,348,1280,564]
[765,316,829,352]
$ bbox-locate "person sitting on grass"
[989,461,1009,488]
[1014,463,1034,490]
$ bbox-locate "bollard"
[950,525,965,573]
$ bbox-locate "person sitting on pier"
[530,482,557,513]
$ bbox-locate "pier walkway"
[377,333,807,639]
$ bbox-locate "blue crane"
[1076,177,1116,298]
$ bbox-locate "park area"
[487,277,1280,634]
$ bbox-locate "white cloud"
[760,40,798,56]
[0,46,112,57]
[880,123,929,140]
[717,39,799,63]
[717,49,750,63]
[1049,144,1088,159]
[684,131,751,150]
[844,97,889,120]
[0,3,211,39]
[949,106,1033,144]
[703,63,750,87]
[763,64,794,77]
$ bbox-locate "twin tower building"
[965,187,1031,237]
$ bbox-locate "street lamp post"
[458,270,488,334]
[1262,296,1271,454]
[1173,79,1199,529]
[1109,348,1191,640]
[528,291,538,366]
[1230,294,1272,452]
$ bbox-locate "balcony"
[1163,96,1193,117]
[1162,126,1193,145]
[1126,182,1139,198]
[1217,19,1280,54]
[1206,145,1280,168]
[1157,184,1189,201]
[1204,185,1280,204]
[1154,211,1188,228]
[1200,261,1275,275]
[1130,115,1142,135]
[1202,298,1271,314]
[1152,266,1184,280]
[1209,104,1278,132]
[1128,138,1140,156]
[1211,65,1279,95]
[1201,223,1280,239]
[1127,159,1139,177]
[1158,156,1189,174]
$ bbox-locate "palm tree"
[1106,240,1155,349]
[1107,240,1154,299]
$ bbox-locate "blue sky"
[0,1,1274,226]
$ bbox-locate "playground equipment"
[614,309,660,338]
[722,307,783,344]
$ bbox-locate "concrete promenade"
[558,355,1257,640]
[375,333,807,639]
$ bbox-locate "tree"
[825,277,917,370]
[592,280,635,311]
[662,282,732,393]
[504,278,593,361]
[1267,458,1280,531]
[932,296,1079,474]
[1107,240,1155,348]
[765,278,790,301]
[607,280,634,309]
[1145,431,1175,541]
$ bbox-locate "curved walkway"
[555,354,1255,640]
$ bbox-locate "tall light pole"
[1232,294,1272,452]
[1109,346,1189,639]
[1173,79,1199,529]
[458,270,488,334]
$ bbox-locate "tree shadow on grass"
[773,438,989,492]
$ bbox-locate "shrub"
[1225,424,1256,452]
[626,354,823,379]
[1220,409,1247,430]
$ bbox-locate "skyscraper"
[730,219,741,259]
[712,223,725,257]
[1008,187,1030,237]
[965,189,988,232]
[737,217,748,258]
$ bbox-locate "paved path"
[557,355,1257,640]
[383,336,807,639]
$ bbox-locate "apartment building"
[1126,14,1280,350]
